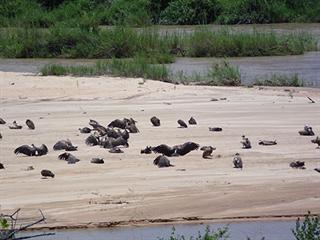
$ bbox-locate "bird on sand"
[14,144,48,156]
[41,169,55,178]
[26,119,35,130]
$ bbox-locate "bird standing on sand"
[153,155,174,168]
[26,119,35,130]
[177,119,188,128]
[299,125,315,136]
[0,163,4,169]
[58,152,80,164]
[0,118,6,124]
[241,135,251,149]
[200,146,216,159]
[41,169,55,178]
[188,117,197,125]
[150,116,161,127]
[9,121,22,129]
[311,136,320,148]
[233,153,243,169]
[53,139,78,151]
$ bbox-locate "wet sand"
[0,71,319,229]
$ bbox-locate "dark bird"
[153,155,174,168]
[85,134,100,146]
[311,136,320,148]
[0,163,4,169]
[200,146,216,159]
[58,152,80,164]
[126,122,139,133]
[299,125,315,136]
[151,144,175,156]
[109,147,124,153]
[101,136,129,149]
[314,168,320,173]
[26,119,35,130]
[79,127,91,134]
[89,119,101,129]
[177,119,188,128]
[41,169,55,178]
[0,118,6,124]
[233,153,243,169]
[141,146,152,154]
[53,139,77,151]
[108,119,127,129]
[174,142,199,156]
[209,127,223,132]
[241,135,251,149]
[150,116,160,127]
[258,140,277,146]
[91,158,104,164]
[14,144,48,156]
[290,161,305,169]
[0,132,2,139]
[9,121,22,129]
[188,117,197,125]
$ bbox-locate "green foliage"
[254,73,304,87]
[292,212,320,240]
[158,225,229,240]
[206,60,241,86]
[0,218,9,229]
[40,57,170,82]
[159,0,220,25]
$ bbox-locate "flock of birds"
[0,116,320,178]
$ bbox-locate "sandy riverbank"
[0,72,319,229]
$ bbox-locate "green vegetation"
[206,61,241,86]
[1,0,319,27]
[254,73,304,87]
[292,211,320,240]
[41,57,170,82]
[0,26,316,59]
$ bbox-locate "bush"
[292,211,320,240]
[206,60,241,86]
[160,0,220,25]
[254,73,304,87]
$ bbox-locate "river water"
[18,220,296,240]
[0,23,319,87]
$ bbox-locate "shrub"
[292,211,320,240]
[254,73,304,87]
[206,60,241,86]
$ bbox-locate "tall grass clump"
[292,211,320,240]
[158,226,229,240]
[254,73,304,87]
[187,28,317,57]
[206,60,241,86]
[40,57,170,81]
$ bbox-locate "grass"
[254,73,304,87]
[40,57,170,82]
[0,26,317,59]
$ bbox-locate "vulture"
[200,146,216,159]
[89,119,101,129]
[91,158,104,164]
[0,163,4,169]
[101,136,129,149]
[233,153,243,169]
[85,134,100,146]
[174,142,199,156]
[26,119,35,130]
[58,152,80,164]
[153,155,174,168]
[150,116,160,127]
[299,125,315,136]
[141,146,152,154]
[9,121,22,129]
[314,168,320,173]
[0,132,2,139]
[177,119,188,128]
[151,144,175,157]
[241,135,252,149]
[0,118,6,124]
[311,137,320,148]
[79,127,92,134]
[41,169,55,178]
[258,140,277,146]
[14,144,48,156]
[209,127,223,132]
[53,139,77,151]
[188,117,197,125]
[108,119,127,129]
[290,161,305,169]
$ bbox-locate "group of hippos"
[0,116,319,178]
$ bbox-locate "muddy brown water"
[18,220,296,240]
